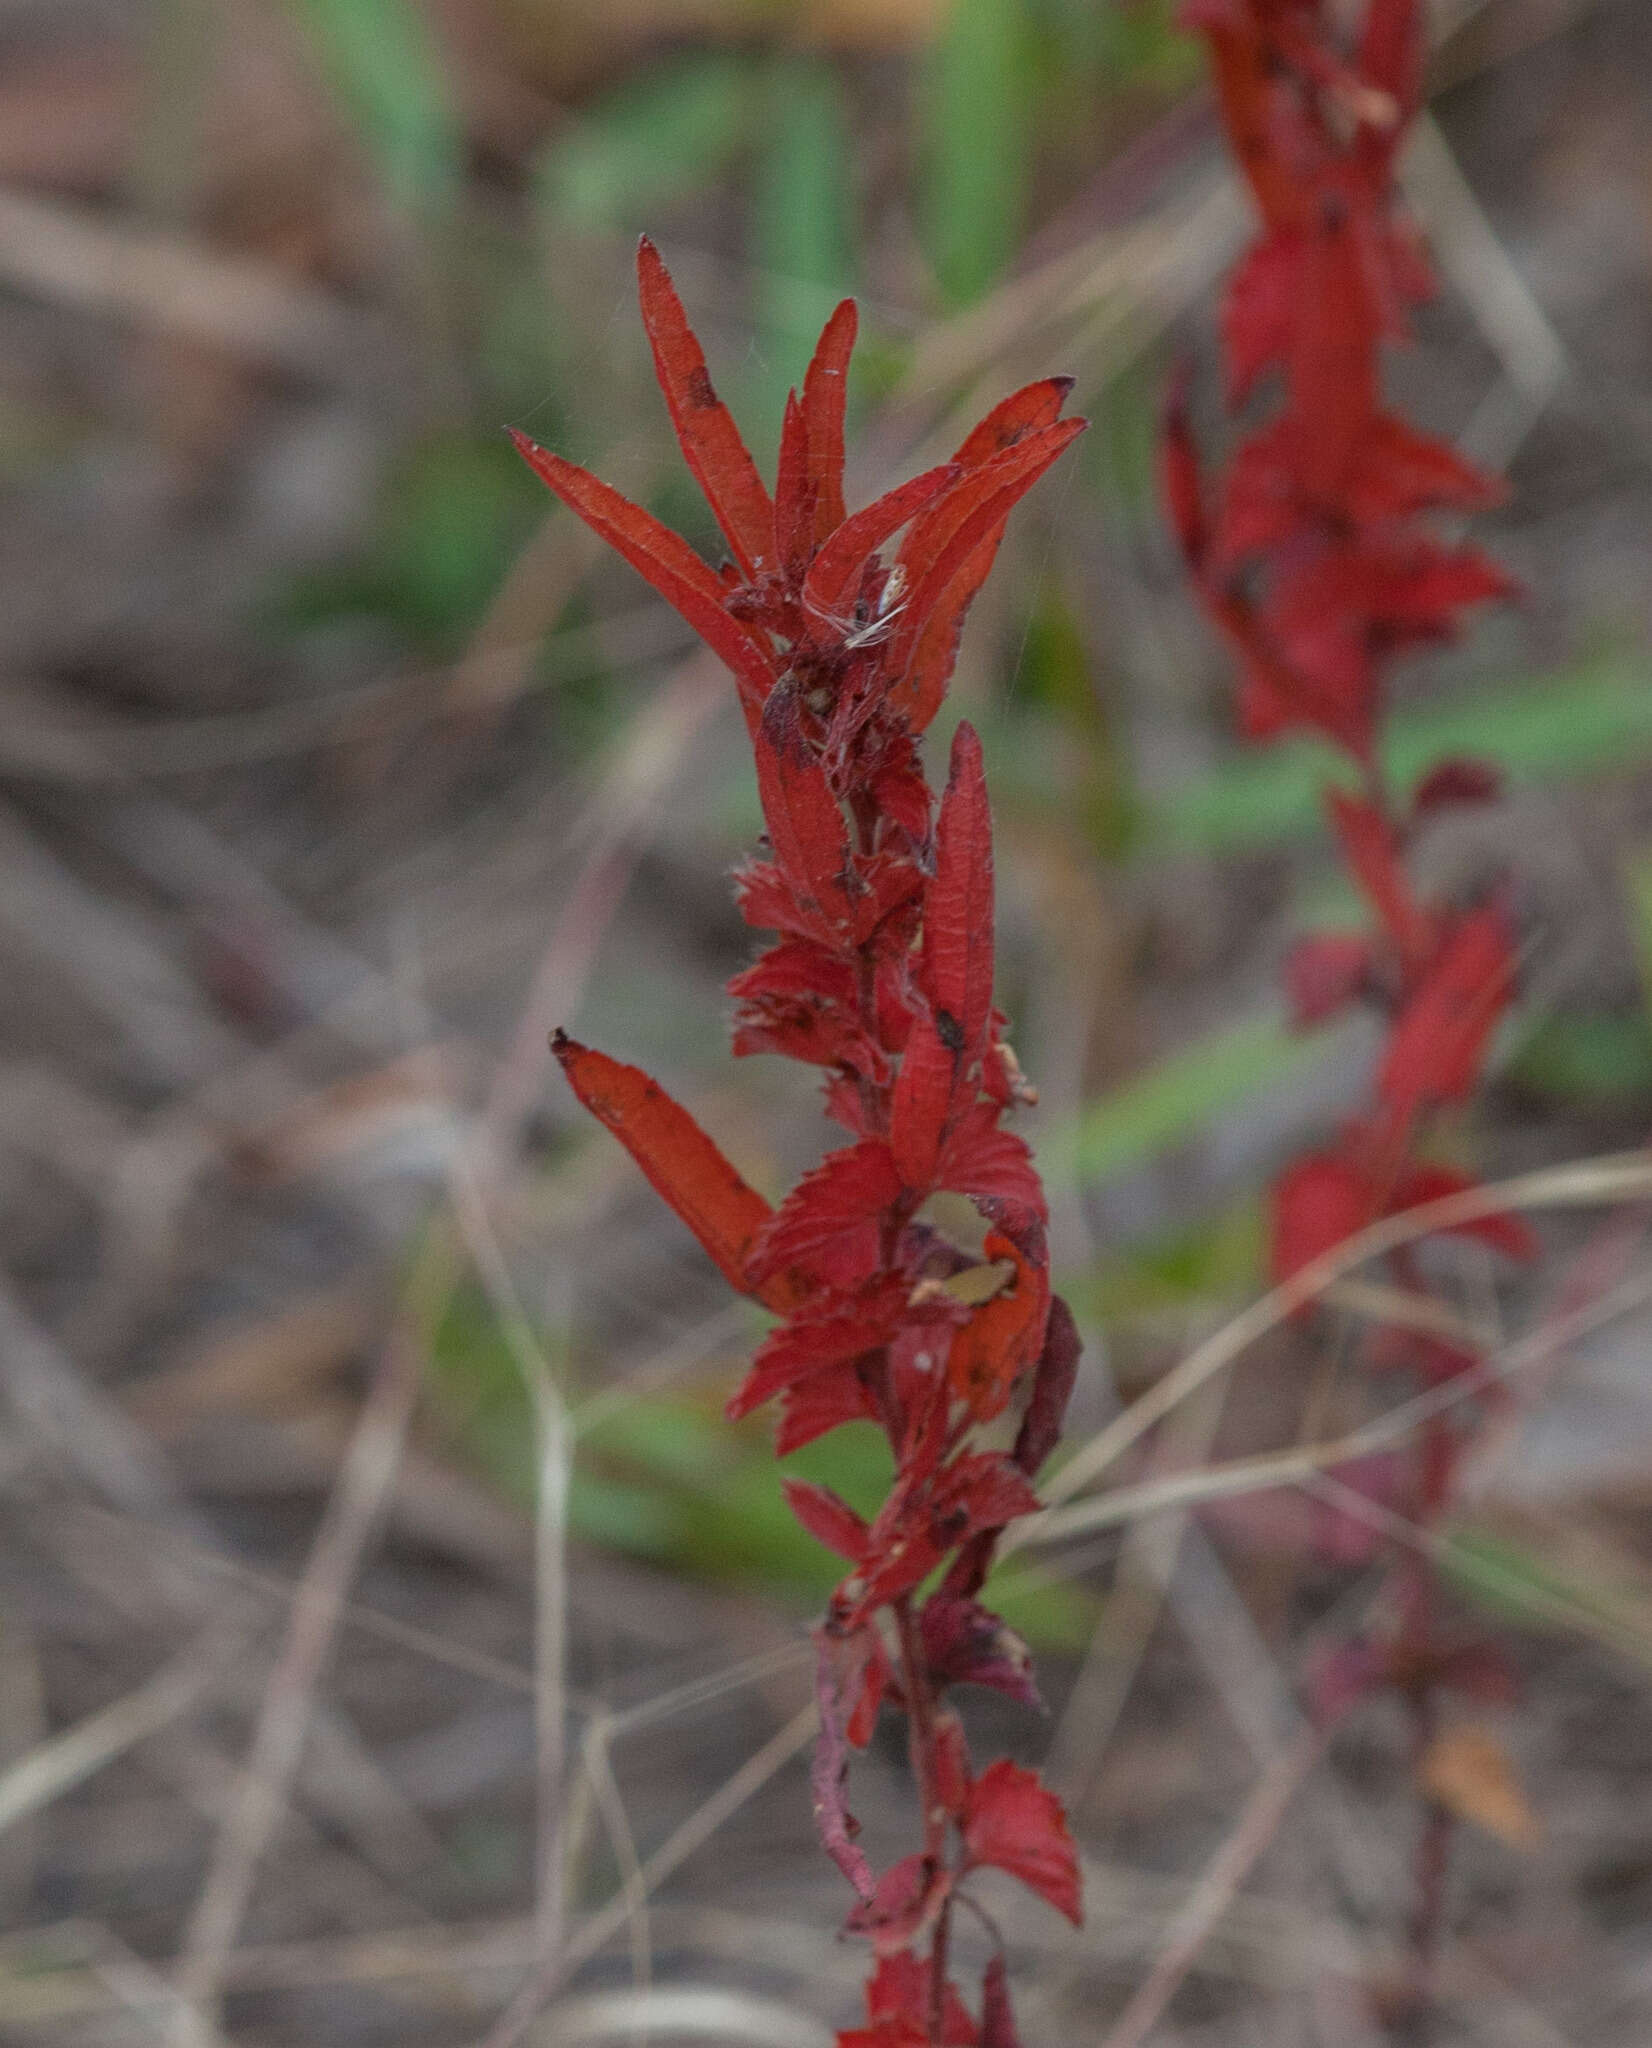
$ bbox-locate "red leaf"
[1271,1150,1372,1287]
[803,464,961,629]
[887,529,1000,736]
[1284,931,1372,1028]
[889,422,1085,683]
[1012,1291,1081,1478]
[1221,229,1300,405]
[510,433,775,729]
[1289,193,1382,501]
[1196,9,1308,231]
[1379,905,1515,1123]
[727,1292,901,1420]
[889,394,1080,731]
[844,1855,951,1957]
[552,1034,801,1312]
[980,1956,1024,2048]
[889,1008,958,1189]
[962,1759,1082,1925]
[931,1452,1043,1540]
[754,681,855,941]
[924,723,996,1056]
[746,1139,903,1289]
[936,1107,1048,1237]
[777,1369,881,1455]
[952,376,1074,467]
[636,236,774,580]
[1346,413,1504,524]
[785,1478,870,1561]
[802,298,857,544]
[774,388,817,580]
[921,1595,1042,1711]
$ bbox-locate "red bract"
[530,240,1084,2043]
[1173,0,1529,1999]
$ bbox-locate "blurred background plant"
[6,0,1652,2042]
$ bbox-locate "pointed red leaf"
[754,681,855,940]
[1271,1150,1372,1287]
[774,388,817,581]
[889,1008,958,1190]
[777,1368,881,1454]
[924,723,996,1056]
[552,1033,802,1311]
[636,236,773,580]
[511,433,776,728]
[962,1759,1082,1924]
[889,421,1085,682]
[746,1139,904,1289]
[952,377,1074,467]
[1221,229,1301,405]
[1379,905,1515,1123]
[727,1290,902,1420]
[802,298,857,544]
[936,1106,1048,1237]
[1289,197,1382,502]
[1346,413,1504,524]
[785,1478,870,1561]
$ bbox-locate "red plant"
[1168,0,1534,2003]
[518,241,1085,2045]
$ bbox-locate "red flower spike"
[537,239,1086,2034]
[1174,0,1526,1981]
[962,1759,1083,1925]
[551,1034,801,1312]
[635,236,774,580]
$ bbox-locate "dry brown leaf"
[1422,1723,1542,1851]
